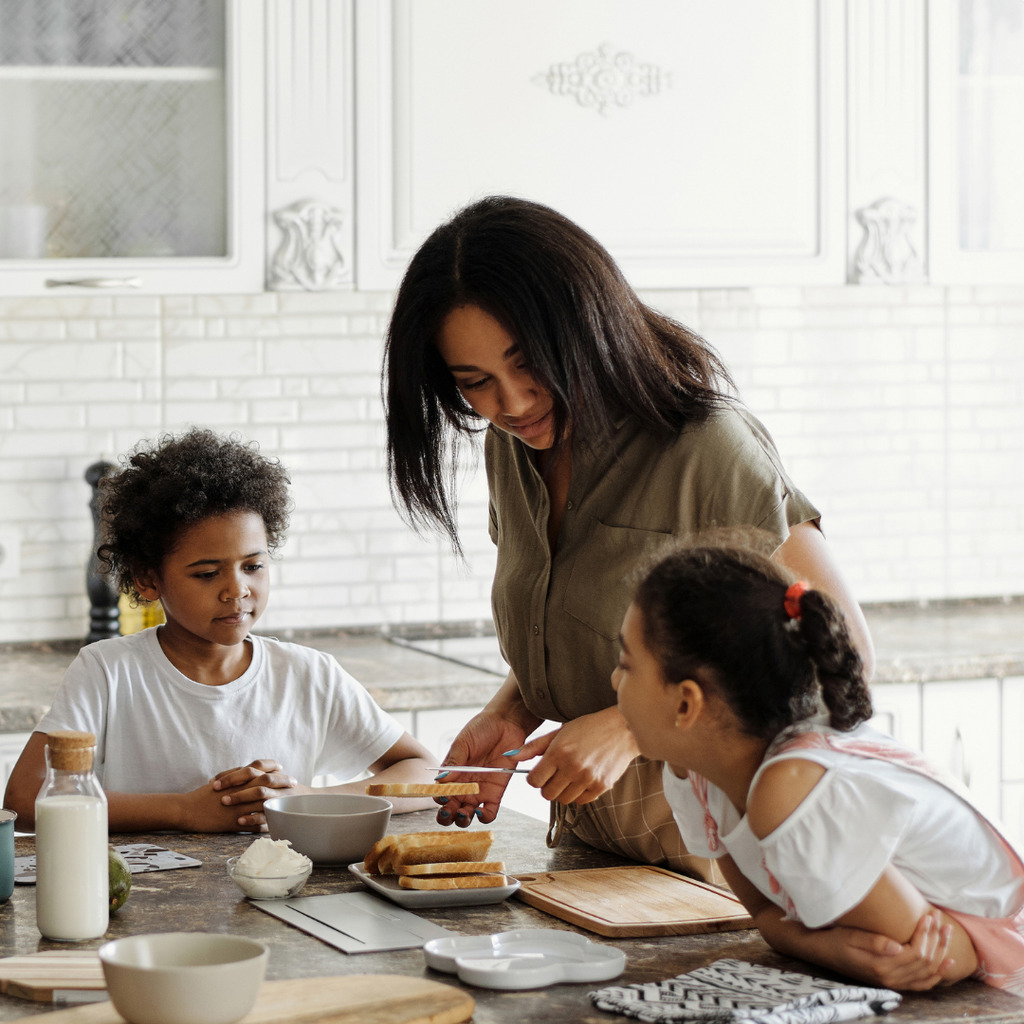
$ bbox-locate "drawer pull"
[45,277,142,289]
[953,726,971,788]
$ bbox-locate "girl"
[612,539,1024,994]
[383,195,874,876]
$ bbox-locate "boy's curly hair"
[97,428,292,602]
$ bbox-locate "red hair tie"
[783,581,809,621]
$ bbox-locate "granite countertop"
[1,809,1020,1022]
[1,599,1023,735]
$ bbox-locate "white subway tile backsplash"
[0,285,1022,643]
[165,339,261,376]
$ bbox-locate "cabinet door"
[928,0,1024,282]
[355,0,844,290]
[869,683,922,749]
[0,732,31,800]
[921,678,1001,821]
[0,0,264,295]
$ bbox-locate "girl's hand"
[434,711,529,827]
[825,913,954,991]
[511,706,639,805]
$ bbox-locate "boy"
[5,428,436,831]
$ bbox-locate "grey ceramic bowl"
[98,932,268,1024]
[263,793,392,864]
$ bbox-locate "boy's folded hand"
[210,759,292,792]
[209,758,305,828]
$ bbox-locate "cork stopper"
[46,730,96,772]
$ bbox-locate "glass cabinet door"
[0,0,263,294]
[929,0,1024,282]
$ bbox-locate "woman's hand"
[435,710,529,827]
[511,706,639,806]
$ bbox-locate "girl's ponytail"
[784,584,872,731]
[633,533,872,741]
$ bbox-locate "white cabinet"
[0,732,30,801]
[928,0,1024,283]
[354,0,845,291]
[869,682,922,749]
[0,0,264,295]
[920,678,1001,821]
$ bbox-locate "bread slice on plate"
[399,873,509,890]
[363,829,494,874]
[396,860,505,876]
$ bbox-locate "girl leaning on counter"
[382,195,874,879]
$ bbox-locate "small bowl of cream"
[227,838,312,900]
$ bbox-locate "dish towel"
[589,958,901,1024]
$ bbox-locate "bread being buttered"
[365,782,480,797]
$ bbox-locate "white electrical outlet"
[0,533,21,580]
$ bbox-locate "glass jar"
[35,730,108,941]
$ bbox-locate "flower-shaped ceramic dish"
[226,855,311,900]
[422,928,626,990]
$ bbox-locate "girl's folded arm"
[719,855,957,991]
[744,758,975,988]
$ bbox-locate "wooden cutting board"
[34,975,474,1024]
[514,865,754,937]
[0,951,106,1001]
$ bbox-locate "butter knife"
[427,765,531,774]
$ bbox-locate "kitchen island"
[0,809,1020,1023]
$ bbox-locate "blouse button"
[566,500,573,510]
[532,625,540,636]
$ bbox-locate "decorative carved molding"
[853,197,922,284]
[270,200,347,291]
[533,43,670,115]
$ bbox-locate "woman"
[383,195,873,877]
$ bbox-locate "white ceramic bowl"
[226,855,311,900]
[263,793,392,864]
[98,932,268,1024]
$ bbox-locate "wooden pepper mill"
[85,460,119,644]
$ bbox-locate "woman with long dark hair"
[383,195,873,876]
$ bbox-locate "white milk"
[35,796,108,941]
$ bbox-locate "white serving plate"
[348,863,520,909]
[422,928,626,990]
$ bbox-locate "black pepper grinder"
[85,460,119,643]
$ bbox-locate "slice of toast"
[395,860,505,876]
[398,873,509,890]
[365,782,480,797]
[363,830,493,874]
[389,832,493,870]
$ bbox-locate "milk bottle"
[35,731,108,941]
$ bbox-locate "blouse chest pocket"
[562,519,673,641]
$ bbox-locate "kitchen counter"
[0,809,1021,1023]
[2,599,1023,735]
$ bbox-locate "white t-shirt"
[35,628,405,793]
[664,723,1024,929]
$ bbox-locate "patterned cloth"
[589,958,901,1024]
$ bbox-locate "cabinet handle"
[953,726,971,788]
[45,277,142,289]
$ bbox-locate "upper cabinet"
[0,0,264,295]
[354,0,846,291]
[928,0,1024,283]
[1,0,1021,296]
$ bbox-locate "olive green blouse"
[485,401,820,724]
